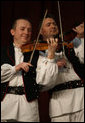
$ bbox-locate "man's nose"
[24,29,29,34]
[51,24,56,28]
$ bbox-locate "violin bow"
[29,9,48,63]
[57,1,65,56]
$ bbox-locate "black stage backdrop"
[1,1,84,122]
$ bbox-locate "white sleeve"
[36,55,58,91]
[1,64,16,83]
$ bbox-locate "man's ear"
[10,29,15,36]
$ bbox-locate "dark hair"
[45,13,56,21]
[39,13,56,29]
[11,17,32,29]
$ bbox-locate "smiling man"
[1,18,40,122]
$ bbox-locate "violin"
[63,29,77,42]
[21,42,48,53]
[58,29,77,49]
[21,29,77,53]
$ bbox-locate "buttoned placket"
[13,46,24,86]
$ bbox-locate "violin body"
[57,29,77,49]
[21,43,48,53]
[63,30,77,42]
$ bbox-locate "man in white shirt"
[1,18,59,122]
[36,15,84,122]
[70,22,84,80]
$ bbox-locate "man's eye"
[20,28,24,30]
[46,23,50,27]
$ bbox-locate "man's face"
[11,19,32,46]
[41,18,59,40]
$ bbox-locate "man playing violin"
[36,15,84,122]
[65,22,84,81]
[1,18,40,122]
[1,18,60,122]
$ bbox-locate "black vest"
[64,46,84,81]
[1,43,40,102]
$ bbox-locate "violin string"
[29,9,48,63]
[57,1,65,56]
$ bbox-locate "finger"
[23,66,29,72]
[73,28,77,32]
[25,67,29,72]
[47,39,50,44]
[55,38,58,43]
[50,38,54,44]
[27,63,33,67]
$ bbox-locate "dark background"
[1,1,84,122]
[1,1,84,46]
